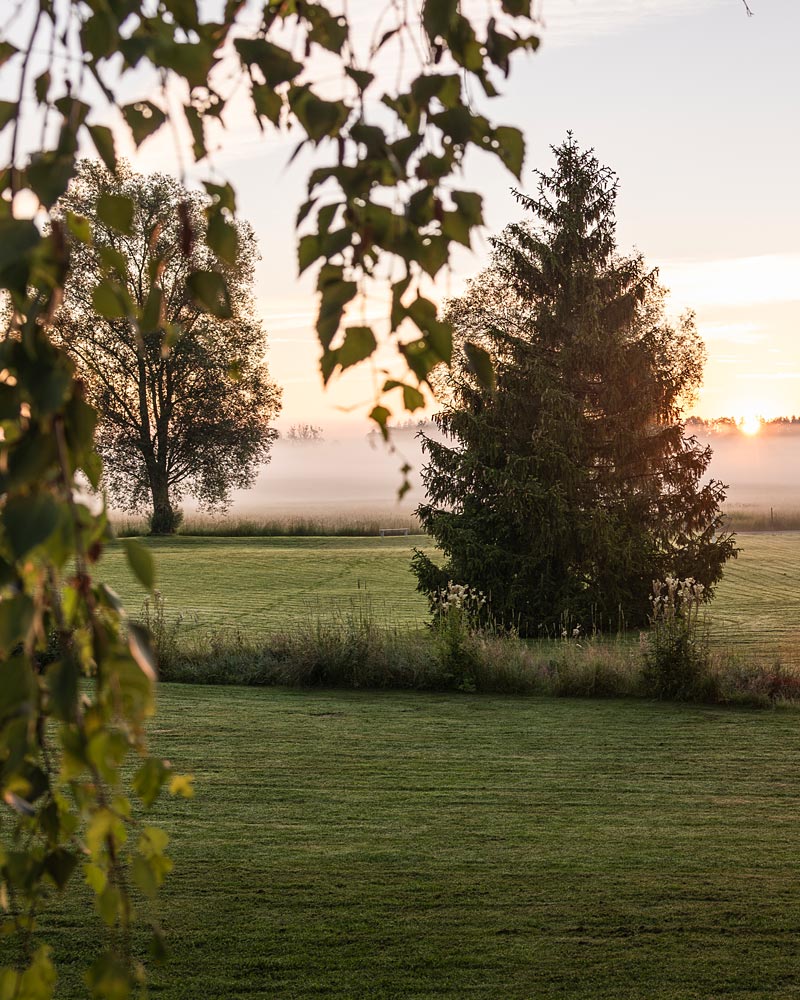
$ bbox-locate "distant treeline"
[686,416,800,436]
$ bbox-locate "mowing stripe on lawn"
[99,535,430,634]
[21,685,800,999]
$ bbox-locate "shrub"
[431,581,491,691]
[642,577,716,701]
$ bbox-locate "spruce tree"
[413,136,737,634]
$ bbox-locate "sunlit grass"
[28,685,800,999]
[99,535,430,634]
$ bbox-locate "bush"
[642,577,716,701]
[431,581,489,691]
[148,507,184,535]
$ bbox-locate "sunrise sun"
[739,414,763,436]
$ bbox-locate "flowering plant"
[643,576,712,700]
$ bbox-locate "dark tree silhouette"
[54,162,281,532]
[413,136,737,634]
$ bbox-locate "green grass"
[99,535,430,633]
[710,531,800,659]
[27,685,800,999]
[100,532,800,663]
[112,513,423,538]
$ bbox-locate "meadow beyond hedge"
[100,531,800,660]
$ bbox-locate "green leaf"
[384,380,425,412]
[45,657,80,722]
[307,6,348,52]
[159,40,216,90]
[96,193,134,234]
[402,384,425,411]
[27,151,74,207]
[494,126,525,179]
[502,0,532,14]
[140,285,164,335]
[128,622,158,682]
[85,951,129,996]
[187,270,231,318]
[345,67,374,92]
[66,212,92,244]
[122,101,166,146]
[297,234,321,274]
[337,326,377,371]
[442,210,471,248]
[81,7,117,59]
[44,849,79,890]
[0,100,17,133]
[134,758,169,809]
[464,341,496,392]
[87,124,117,173]
[235,38,302,87]
[34,70,51,103]
[422,0,458,39]
[0,217,37,294]
[0,41,18,69]
[92,280,129,320]
[207,213,238,265]
[370,405,391,441]
[316,274,357,350]
[184,104,205,161]
[289,89,349,143]
[122,538,155,590]
[400,338,440,382]
[3,494,60,559]
[252,83,282,126]
[451,190,483,226]
[203,181,236,213]
[416,235,448,277]
[0,594,34,656]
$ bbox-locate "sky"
[5,0,799,433]
[212,0,797,432]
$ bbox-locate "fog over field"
[217,430,428,520]
[186,426,800,521]
[701,431,800,509]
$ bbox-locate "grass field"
[99,531,800,659]
[99,535,430,634]
[711,532,800,657]
[27,685,800,999]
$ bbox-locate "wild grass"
[140,589,800,708]
[94,529,800,701]
[24,685,800,999]
[722,504,800,531]
[112,511,423,537]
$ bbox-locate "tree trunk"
[149,472,179,534]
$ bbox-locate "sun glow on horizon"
[739,413,764,436]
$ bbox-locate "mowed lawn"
[32,686,800,999]
[98,535,430,633]
[711,531,800,657]
[100,531,800,657]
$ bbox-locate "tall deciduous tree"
[413,137,737,634]
[54,162,281,533]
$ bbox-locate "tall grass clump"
[642,576,716,701]
[431,581,488,691]
[113,512,423,538]
[140,593,800,707]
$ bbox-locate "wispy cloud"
[537,0,726,46]
[660,254,800,309]
[698,321,765,345]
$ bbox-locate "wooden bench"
[379,527,410,537]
